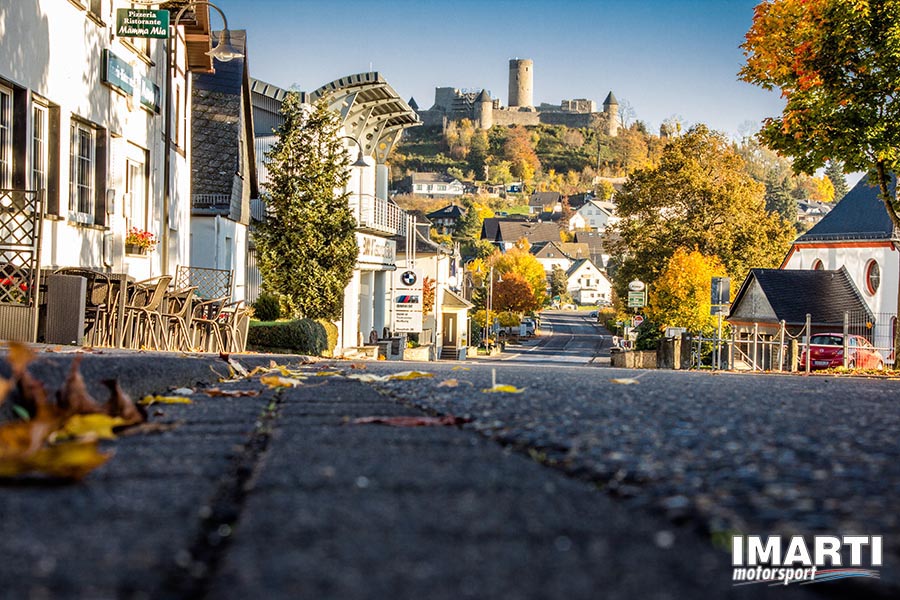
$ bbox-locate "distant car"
[799,333,885,370]
[588,310,599,318]
[595,299,612,307]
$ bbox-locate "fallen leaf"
[0,376,10,408]
[139,395,194,406]
[56,414,128,440]
[349,363,368,370]
[450,366,471,371]
[220,353,249,377]
[0,440,112,480]
[610,378,640,385]
[247,366,270,377]
[387,371,434,381]
[437,379,460,388]
[260,375,303,388]
[0,415,61,459]
[351,415,471,427]
[7,341,35,378]
[171,387,194,395]
[345,373,388,383]
[482,384,525,394]
[315,371,342,377]
[102,380,146,425]
[56,356,102,415]
[202,388,261,398]
[116,421,182,437]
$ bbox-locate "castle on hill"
[412,59,619,136]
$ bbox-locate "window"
[811,259,824,270]
[126,155,147,231]
[0,85,11,188]
[31,104,48,192]
[865,259,880,295]
[70,120,95,223]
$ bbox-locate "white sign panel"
[391,268,423,333]
[357,233,396,268]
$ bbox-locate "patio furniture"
[53,267,116,346]
[218,300,252,353]
[190,296,229,353]
[160,286,198,352]
[123,275,172,350]
[174,265,233,300]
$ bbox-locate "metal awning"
[309,72,420,163]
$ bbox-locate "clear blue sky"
[212,0,783,139]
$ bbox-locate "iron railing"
[354,193,406,236]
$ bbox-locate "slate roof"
[529,191,562,207]
[796,175,897,242]
[481,219,560,246]
[603,91,618,106]
[728,267,873,326]
[411,172,458,185]
[566,258,603,278]
[426,204,466,220]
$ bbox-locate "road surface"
[501,310,610,366]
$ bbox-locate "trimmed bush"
[315,319,339,357]
[252,293,281,322]
[248,318,331,355]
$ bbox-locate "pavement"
[0,346,893,599]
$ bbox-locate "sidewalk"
[0,348,809,599]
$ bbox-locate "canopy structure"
[310,72,420,163]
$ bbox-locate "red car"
[800,333,885,370]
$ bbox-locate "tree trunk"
[875,161,900,367]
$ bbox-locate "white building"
[566,258,612,305]
[0,1,216,341]
[568,199,618,231]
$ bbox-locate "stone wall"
[491,109,541,127]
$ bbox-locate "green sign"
[101,49,134,97]
[627,290,646,308]
[116,8,169,39]
[139,77,161,113]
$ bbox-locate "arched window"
[811,259,824,270]
[865,260,881,295]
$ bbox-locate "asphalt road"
[500,310,610,366]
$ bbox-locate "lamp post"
[161,1,242,275]
[339,134,370,226]
[478,264,502,347]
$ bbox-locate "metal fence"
[688,311,897,372]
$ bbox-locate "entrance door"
[442,313,456,347]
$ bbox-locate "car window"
[849,337,858,347]
[810,335,842,345]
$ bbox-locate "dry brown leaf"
[202,388,261,398]
[116,421,182,437]
[259,375,303,388]
[102,380,146,426]
[345,373,388,383]
[220,353,249,377]
[0,376,11,408]
[56,356,102,415]
[387,371,434,381]
[315,371,342,377]
[351,415,471,427]
[0,415,62,459]
[437,379,460,388]
[0,440,112,480]
[7,341,35,378]
[247,366,270,377]
[349,363,368,370]
[139,395,193,406]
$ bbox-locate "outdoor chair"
[160,286,198,352]
[123,275,172,350]
[53,267,116,346]
[190,296,229,353]
[218,300,252,353]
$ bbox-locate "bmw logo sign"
[401,270,417,286]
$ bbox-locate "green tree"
[611,125,794,301]
[254,94,358,319]
[739,0,900,230]
[548,264,569,301]
[467,131,489,180]
[825,160,849,202]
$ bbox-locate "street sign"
[632,315,644,327]
[391,269,423,333]
[627,290,646,308]
[628,280,646,292]
[710,276,731,315]
[116,9,169,39]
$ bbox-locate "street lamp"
[161,1,243,274]
[477,264,502,347]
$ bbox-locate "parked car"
[588,310,599,318]
[799,333,885,370]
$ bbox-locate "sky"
[211,0,786,140]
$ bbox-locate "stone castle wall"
[491,109,541,127]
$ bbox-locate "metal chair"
[190,296,229,353]
[160,286,197,352]
[218,300,252,353]
[123,275,172,350]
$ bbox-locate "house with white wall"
[0,0,213,341]
[568,199,617,231]
[566,259,612,305]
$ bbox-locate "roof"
[795,175,897,242]
[426,204,466,220]
[408,97,419,110]
[566,258,603,278]
[603,91,618,106]
[309,72,421,163]
[442,288,473,310]
[476,89,491,102]
[411,173,459,185]
[529,191,562,207]
[727,267,873,326]
[164,2,214,73]
[249,78,295,103]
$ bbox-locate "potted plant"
[125,227,157,255]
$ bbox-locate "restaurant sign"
[116,8,169,39]
[100,50,160,114]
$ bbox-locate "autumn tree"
[503,126,541,182]
[645,249,728,335]
[255,94,357,319]
[740,0,900,230]
[491,240,548,307]
[493,272,541,314]
[611,125,794,302]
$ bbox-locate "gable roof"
[411,172,460,185]
[796,176,897,242]
[566,258,604,278]
[727,267,873,326]
[426,204,466,220]
[529,191,562,207]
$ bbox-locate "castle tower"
[508,58,533,109]
[474,89,493,130]
[603,91,619,137]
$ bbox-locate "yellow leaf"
[57,414,128,440]
[450,366,471,371]
[247,366,270,377]
[0,440,112,480]
[0,376,11,407]
[481,384,525,394]
[437,379,460,388]
[610,378,640,385]
[315,371,342,377]
[260,375,303,388]
[388,371,434,381]
[345,373,388,383]
[139,395,194,406]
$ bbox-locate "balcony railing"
[353,193,407,237]
[193,194,232,211]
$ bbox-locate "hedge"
[247,318,338,356]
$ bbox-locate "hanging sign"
[391,269,423,333]
[116,8,169,39]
